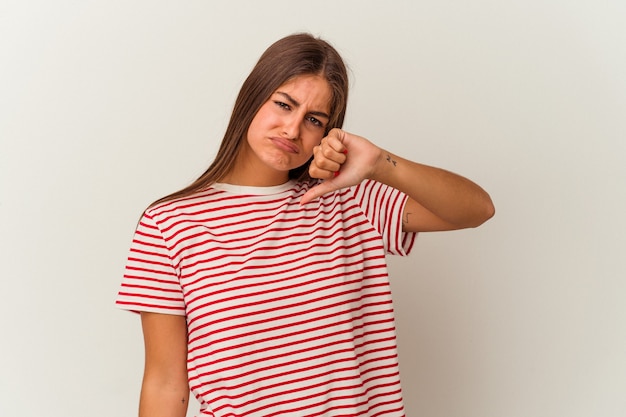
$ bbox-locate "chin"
[264,155,304,173]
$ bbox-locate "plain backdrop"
[1,1,625,416]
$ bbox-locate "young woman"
[117,33,494,417]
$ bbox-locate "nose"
[281,113,300,140]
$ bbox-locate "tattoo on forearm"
[182,398,186,404]
[403,211,412,225]
[386,154,397,167]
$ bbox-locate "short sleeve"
[115,211,186,315]
[351,180,417,256]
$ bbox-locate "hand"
[300,128,382,204]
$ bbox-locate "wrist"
[370,149,398,184]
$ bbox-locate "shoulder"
[143,187,225,223]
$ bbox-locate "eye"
[306,116,324,128]
[274,101,291,111]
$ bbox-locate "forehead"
[275,75,332,112]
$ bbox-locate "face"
[229,75,332,186]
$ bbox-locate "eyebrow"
[275,91,330,120]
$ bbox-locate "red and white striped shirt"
[117,179,416,417]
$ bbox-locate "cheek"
[249,102,279,131]
[303,132,324,153]
[249,108,269,131]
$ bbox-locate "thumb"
[299,179,341,205]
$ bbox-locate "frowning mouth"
[270,137,300,154]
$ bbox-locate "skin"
[139,313,189,417]
[138,74,495,415]
[221,74,331,186]
[221,73,494,231]
[302,128,495,232]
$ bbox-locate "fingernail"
[343,149,348,154]
[334,171,340,177]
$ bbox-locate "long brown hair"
[151,33,349,207]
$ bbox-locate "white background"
[1,1,625,416]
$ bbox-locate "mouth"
[270,137,300,154]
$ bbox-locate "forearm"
[139,376,189,417]
[139,312,190,417]
[372,150,495,228]
[304,129,495,230]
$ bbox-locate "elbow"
[483,192,496,221]
[472,194,495,228]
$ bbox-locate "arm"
[301,128,495,232]
[370,151,495,232]
[139,312,190,417]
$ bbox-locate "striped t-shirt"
[116,179,416,417]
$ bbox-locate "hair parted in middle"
[151,33,349,207]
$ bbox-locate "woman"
[117,33,494,417]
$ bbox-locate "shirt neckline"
[212,180,297,195]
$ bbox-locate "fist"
[301,128,382,204]
[309,128,349,180]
